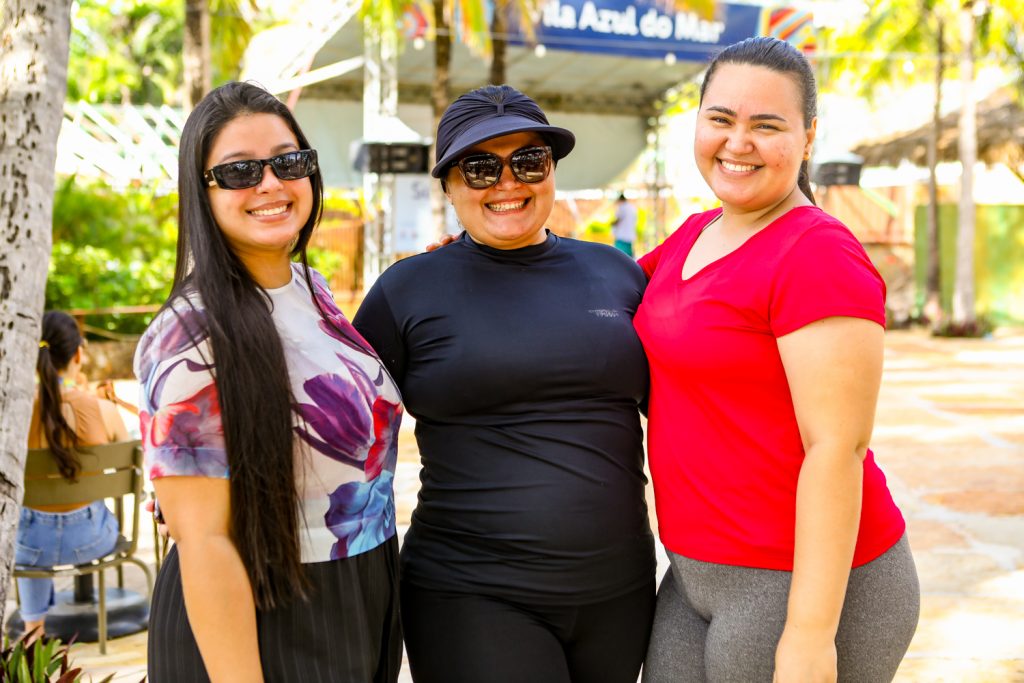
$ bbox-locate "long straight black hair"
[169,81,330,609]
[699,36,818,205]
[36,311,84,480]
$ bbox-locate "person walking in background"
[17,311,129,639]
[136,81,402,683]
[636,37,919,682]
[612,192,638,256]
[354,84,656,683]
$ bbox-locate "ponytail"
[37,312,83,480]
[798,159,817,206]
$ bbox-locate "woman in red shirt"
[635,37,919,682]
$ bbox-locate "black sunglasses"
[204,149,318,190]
[454,145,553,190]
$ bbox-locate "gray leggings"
[642,534,919,683]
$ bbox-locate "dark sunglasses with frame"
[204,149,319,190]
[453,145,553,190]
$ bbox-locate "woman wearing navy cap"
[354,85,656,683]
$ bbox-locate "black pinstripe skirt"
[147,535,401,682]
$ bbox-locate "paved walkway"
[873,329,1024,681]
[10,328,1022,681]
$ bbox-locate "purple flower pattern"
[136,268,402,561]
[294,373,371,468]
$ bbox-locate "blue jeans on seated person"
[16,500,120,622]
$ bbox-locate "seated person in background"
[64,337,139,419]
[17,311,129,638]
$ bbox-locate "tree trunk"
[0,0,73,623]
[924,18,943,321]
[184,0,212,110]
[490,2,507,86]
[953,1,976,325]
[431,0,452,237]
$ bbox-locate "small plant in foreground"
[0,630,112,683]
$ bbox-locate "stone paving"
[874,329,1024,682]
[9,328,1023,682]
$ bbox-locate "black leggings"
[401,579,656,683]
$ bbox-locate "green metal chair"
[14,440,153,654]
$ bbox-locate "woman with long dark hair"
[17,311,128,638]
[135,81,402,682]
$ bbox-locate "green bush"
[306,247,344,281]
[48,179,364,336]
[48,177,178,336]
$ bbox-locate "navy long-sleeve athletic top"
[353,231,655,604]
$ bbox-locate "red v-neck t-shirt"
[634,206,905,570]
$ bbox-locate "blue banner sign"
[511,0,766,61]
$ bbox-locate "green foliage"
[68,0,262,105]
[0,630,115,683]
[306,248,344,281]
[323,189,363,218]
[68,0,184,105]
[358,0,415,42]
[211,0,264,89]
[48,177,177,335]
[1005,9,1024,100]
[582,220,612,241]
[47,182,368,336]
[827,0,1024,98]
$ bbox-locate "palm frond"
[453,0,492,58]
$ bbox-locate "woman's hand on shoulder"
[425,232,461,252]
[773,626,837,683]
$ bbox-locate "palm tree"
[184,0,211,110]
[953,1,977,326]
[0,0,74,621]
[184,0,258,110]
[951,0,1020,328]
[831,0,950,321]
[833,0,1022,329]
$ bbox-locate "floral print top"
[134,265,403,562]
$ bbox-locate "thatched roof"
[853,90,1024,170]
